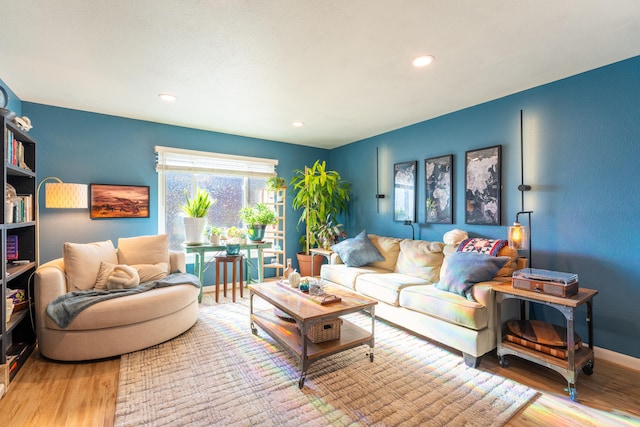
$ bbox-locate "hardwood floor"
[1,293,639,427]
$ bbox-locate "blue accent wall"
[19,104,328,278]
[330,55,640,359]
[3,54,639,358]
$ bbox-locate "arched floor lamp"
[36,177,88,265]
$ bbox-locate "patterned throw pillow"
[457,238,507,256]
[331,230,384,267]
[434,252,508,300]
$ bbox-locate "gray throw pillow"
[331,230,384,267]
[434,252,508,300]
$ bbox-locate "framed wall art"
[425,154,453,224]
[393,160,417,222]
[465,145,501,225]
[90,184,150,219]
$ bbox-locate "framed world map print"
[394,160,417,222]
[465,145,501,225]
[425,155,453,224]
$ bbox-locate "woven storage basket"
[307,318,343,343]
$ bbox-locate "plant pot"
[210,235,220,245]
[226,244,240,256]
[296,252,325,277]
[247,224,267,242]
[183,217,206,244]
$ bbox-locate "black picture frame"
[90,184,150,219]
[465,145,501,225]
[425,154,453,224]
[394,160,417,222]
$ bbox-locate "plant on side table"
[239,203,277,242]
[290,159,350,276]
[181,187,215,244]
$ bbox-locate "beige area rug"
[115,300,538,426]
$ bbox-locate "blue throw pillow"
[434,252,508,300]
[331,230,384,267]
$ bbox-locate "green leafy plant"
[266,176,287,191]
[180,187,215,218]
[238,203,277,226]
[313,215,344,249]
[207,226,222,236]
[290,160,350,254]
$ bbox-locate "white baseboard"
[595,346,640,372]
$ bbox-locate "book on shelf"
[5,129,30,170]
[6,235,18,261]
[5,194,33,223]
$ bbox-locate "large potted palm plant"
[290,160,350,276]
[181,187,214,244]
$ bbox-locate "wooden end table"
[494,283,597,401]
[249,281,377,388]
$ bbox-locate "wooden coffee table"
[249,281,377,388]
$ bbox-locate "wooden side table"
[494,283,597,401]
[310,248,334,277]
[215,255,244,303]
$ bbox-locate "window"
[155,146,277,251]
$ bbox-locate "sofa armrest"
[170,251,186,273]
[330,253,343,264]
[34,259,67,327]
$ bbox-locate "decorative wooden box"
[512,268,579,297]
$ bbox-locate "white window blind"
[155,146,278,177]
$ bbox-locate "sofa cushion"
[355,273,429,306]
[457,238,507,256]
[63,240,118,291]
[367,235,402,271]
[117,234,170,274]
[394,240,444,282]
[321,263,389,290]
[399,284,489,330]
[95,261,169,290]
[331,230,384,267]
[434,252,508,300]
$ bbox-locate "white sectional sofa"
[321,233,520,367]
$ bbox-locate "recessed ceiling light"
[292,121,304,127]
[159,93,177,102]
[412,55,434,68]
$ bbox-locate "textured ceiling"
[1,1,640,148]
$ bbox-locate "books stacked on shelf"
[6,194,33,223]
[6,342,36,381]
[5,128,31,170]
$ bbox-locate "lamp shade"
[45,183,88,208]
[508,222,528,250]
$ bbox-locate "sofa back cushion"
[63,240,118,291]
[117,234,171,274]
[367,235,402,271]
[394,240,444,282]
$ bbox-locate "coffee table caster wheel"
[565,384,577,401]
[582,361,594,376]
[498,356,509,368]
[251,324,258,335]
[368,352,374,362]
[298,375,306,389]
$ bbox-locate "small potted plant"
[239,203,277,242]
[225,226,243,255]
[180,187,215,244]
[266,176,287,191]
[207,226,223,245]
